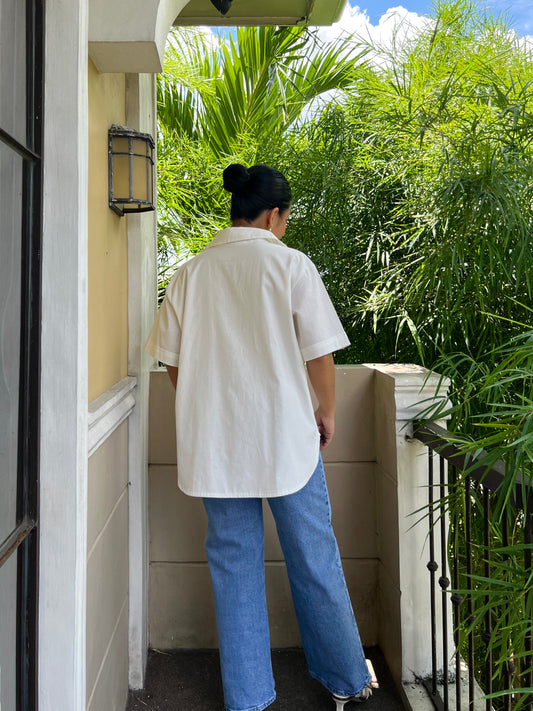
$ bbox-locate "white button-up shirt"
[145,226,349,497]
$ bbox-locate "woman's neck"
[232,217,268,230]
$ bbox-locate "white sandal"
[332,684,373,710]
[332,658,378,710]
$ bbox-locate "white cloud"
[200,6,430,58]
[318,1,533,50]
[314,3,429,49]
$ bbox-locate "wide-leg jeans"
[203,456,371,711]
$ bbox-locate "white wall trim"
[125,72,158,690]
[367,364,453,688]
[39,0,89,709]
[88,377,137,457]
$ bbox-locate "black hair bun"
[223,163,250,195]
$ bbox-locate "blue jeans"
[203,456,371,711]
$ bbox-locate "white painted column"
[368,364,453,694]
[125,72,158,689]
[40,0,89,709]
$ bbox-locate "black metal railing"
[414,422,533,711]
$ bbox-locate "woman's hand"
[165,364,179,389]
[315,408,335,450]
[306,353,336,450]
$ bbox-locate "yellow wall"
[88,58,128,402]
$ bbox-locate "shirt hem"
[145,342,180,367]
[301,332,350,362]
[178,468,315,499]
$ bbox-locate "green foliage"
[451,495,533,708]
[273,0,533,367]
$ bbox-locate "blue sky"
[350,0,533,36]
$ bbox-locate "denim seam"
[308,669,372,698]
[319,466,332,522]
[225,692,276,711]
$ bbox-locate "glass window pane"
[132,137,148,157]
[112,154,131,200]
[132,154,149,202]
[0,142,23,543]
[0,553,18,711]
[0,0,27,146]
[112,136,130,155]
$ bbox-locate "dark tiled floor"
[126,647,405,711]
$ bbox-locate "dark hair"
[223,163,292,222]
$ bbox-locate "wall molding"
[88,377,137,457]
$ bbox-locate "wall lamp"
[108,124,155,217]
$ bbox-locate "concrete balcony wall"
[148,366,379,648]
[147,363,450,706]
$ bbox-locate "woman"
[145,163,372,711]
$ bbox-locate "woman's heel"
[333,695,348,711]
[333,683,372,711]
[332,684,372,710]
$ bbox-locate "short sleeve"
[291,255,350,361]
[144,283,182,367]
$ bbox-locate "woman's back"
[163,225,324,497]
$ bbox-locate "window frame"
[0,0,44,708]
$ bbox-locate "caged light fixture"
[108,124,155,217]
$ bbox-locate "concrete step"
[127,646,406,711]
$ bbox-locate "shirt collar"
[205,226,287,250]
